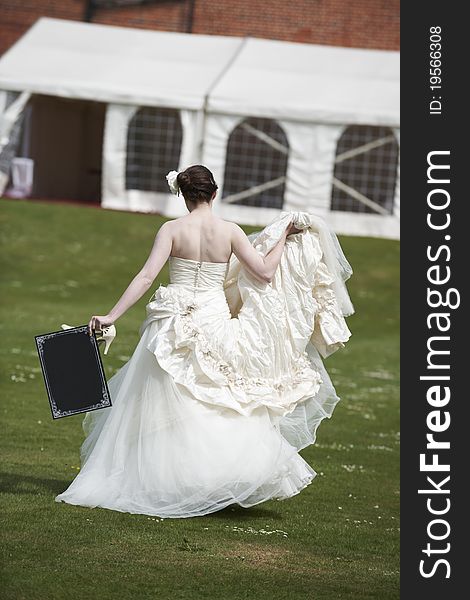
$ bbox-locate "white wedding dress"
[55,211,353,518]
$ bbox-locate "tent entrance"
[26,95,105,203]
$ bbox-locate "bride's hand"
[286,220,302,236]
[88,314,115,336]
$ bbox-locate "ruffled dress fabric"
[55,211,352,518]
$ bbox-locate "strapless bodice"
[168,256,229,289]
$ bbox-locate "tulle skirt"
[54,326,321,518]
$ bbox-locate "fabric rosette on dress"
[140,278,323,419]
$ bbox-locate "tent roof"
[0,17,399,125]
[208,37,399,125]
[0,17,242,110]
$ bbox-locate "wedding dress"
[55,211,353,518]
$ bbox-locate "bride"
[55,164,354,518]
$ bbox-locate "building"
[1,0,400,57]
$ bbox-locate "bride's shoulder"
[213,217,239,234]
[221,219,242,233]
[162,216,187,231]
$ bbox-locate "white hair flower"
[166,170,180,196]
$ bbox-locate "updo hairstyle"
[176,165,218,203]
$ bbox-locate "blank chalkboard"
[35,325,112,419]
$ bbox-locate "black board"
[34,325,112,419]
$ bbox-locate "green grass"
[0,198,399,599]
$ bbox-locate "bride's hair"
[177,165,218,203]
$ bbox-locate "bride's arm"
[106,222,173,322]
[230,222,291,283]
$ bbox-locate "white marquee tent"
[0,17,400,238]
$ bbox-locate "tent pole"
[197,36,249,163]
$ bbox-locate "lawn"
[0,198,399,599]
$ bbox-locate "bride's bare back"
[137,208,293,292]
[169,211,233,263]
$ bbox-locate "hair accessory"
[166,170,180,196]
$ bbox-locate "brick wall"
[0,0,399,57]
[193,0,399,49]
[0,1,83,56]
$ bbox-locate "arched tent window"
[331,125,399,215]
[126,107,182,192]
[222,117,289,209]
